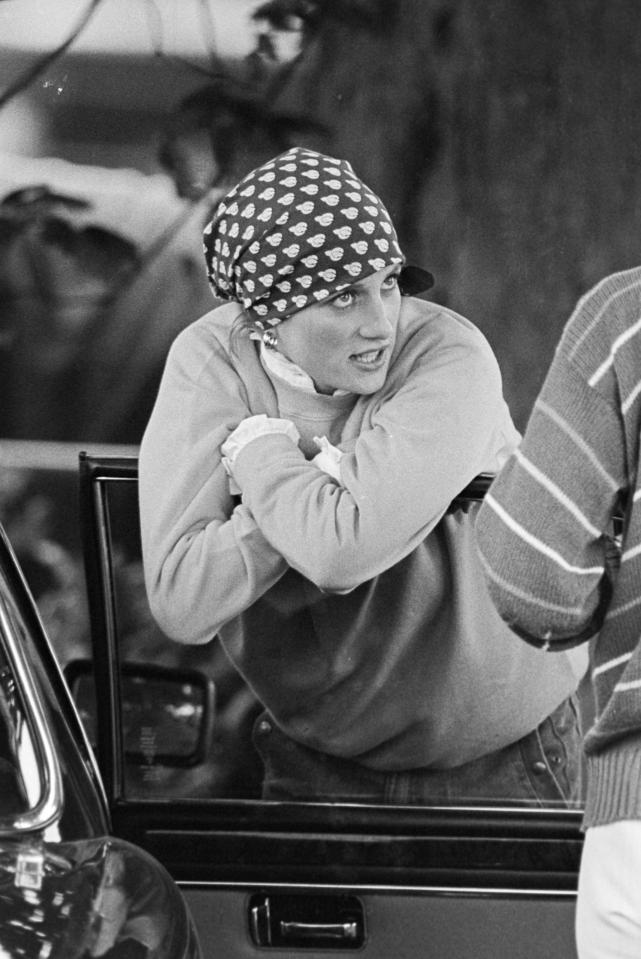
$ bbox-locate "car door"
[78,452,583,959]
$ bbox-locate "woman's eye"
[383,274,400,291]
[333,290,355,308]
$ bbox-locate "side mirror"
[66,660,215,767]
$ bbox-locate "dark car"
[0,515,203,959]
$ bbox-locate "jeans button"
[258,719,272,735]
[532,761,548,774]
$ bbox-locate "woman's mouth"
[349,347,387,369]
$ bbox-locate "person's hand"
[221,415,300,494]
[311,435,344,483]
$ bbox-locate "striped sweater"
[476,267,641,828]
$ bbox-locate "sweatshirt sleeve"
[231,305,519,592]
[139,317,288,643]
[476,349,625,647]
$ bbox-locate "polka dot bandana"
[203,147,406,330]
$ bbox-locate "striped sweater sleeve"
[476,313,626,649]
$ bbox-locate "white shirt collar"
[260,342,349,396]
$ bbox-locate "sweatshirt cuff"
[221,414,300,463]
[231,431,303,491]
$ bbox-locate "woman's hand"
[222,414,300,494]
[311,436,344,482]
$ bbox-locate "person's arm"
[229,302,519,592]
[139,318,289,644]
[476,350,625,648]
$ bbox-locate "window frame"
[78,452,585,894]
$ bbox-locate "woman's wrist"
[222,416,301,493]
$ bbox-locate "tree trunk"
[270,0,641,427]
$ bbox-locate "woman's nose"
[358,296,393,338]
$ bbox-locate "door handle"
[280,919,359,942]
[249,893,365,949]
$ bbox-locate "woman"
[139,147,582,804]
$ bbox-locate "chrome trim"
[0,439,140,472]
[91,478,126,799]
[0,581,63,834]
[51,656,111,818]
[178,879,578,899]
[252,797,584,818]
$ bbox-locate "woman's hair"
[228,307,252,357]
[203,147,405,336]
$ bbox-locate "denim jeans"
[252,696,582,806]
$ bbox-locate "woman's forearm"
[139,329,289,641]
[142,501,288,642]
[230,333,515,590]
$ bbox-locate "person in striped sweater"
[476,266,641,958]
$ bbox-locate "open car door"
[78,452,583,959]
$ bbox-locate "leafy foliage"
[159,0,399,192]
[0,469,89,666]
[159,80,327,192]
[253,0,395,35]
[0,0,105,110]
[0,186,138,316]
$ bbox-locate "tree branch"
[0,0,106,112]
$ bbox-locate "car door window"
[79,458,589,812]
[82,468,264,801]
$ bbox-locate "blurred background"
[2,0,641,668]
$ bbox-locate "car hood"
[0,833,198,958]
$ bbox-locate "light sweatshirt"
[139,295,579,771]
[476,267,641,828]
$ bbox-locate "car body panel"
[0,835,198,959]
[0,519,203,958]
[182,886,577,959]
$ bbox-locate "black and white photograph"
[1,3,640,956]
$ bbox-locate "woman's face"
[274,264,403,395]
